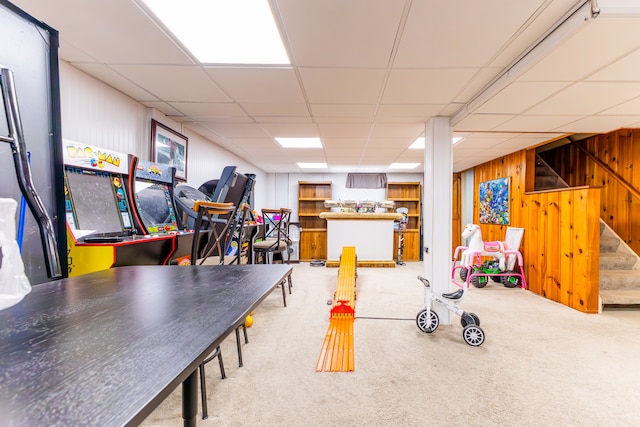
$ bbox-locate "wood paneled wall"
[539,129,640,257]
[452,173,461,252]
[473,151,600,313]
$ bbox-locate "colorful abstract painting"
[479,177,510,224]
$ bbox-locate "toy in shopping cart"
[452,224,527,289]
[415,275,485,346]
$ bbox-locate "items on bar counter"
[323,199,395,213]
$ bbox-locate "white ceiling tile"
[314,116,374,124]
[110,65,231,102]
[260,123,319,137]
[526,82,640,115]
[487,0,581,69]
[588,48,640,82]
[16,0,194,64]
[322,138,367,150]
[599,96,640,115]
[242,103,310,117]
[366,137,412,149]
[376,104,444,119]
[140,102,184,117]
[372,123,424,139]
[205,67,305,103]
[454,114,514,131]
[311,104,376,118]
[168,102,247,118]
[453,67,504,104]
[499,135,565,149]
[299,68,386,104]
[476,82,570,114]
[318,123,374,138]
[70,63,159,101]
[518,18,640,82]
[492,115,584,132]
[200,123,271,138]
[277,0,405,68]
[254,116,313,124]
[395,0,544,68]
[325,153,364,163]
[383,69,478,104]
[552,115,640,133]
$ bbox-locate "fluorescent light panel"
[275,137,322,148]
[298,163,327,169]
[140,0,289,64]
[388,163,420,170]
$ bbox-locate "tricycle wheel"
[463,325,485,346]
[460,312,480,328]
[416,309,439,333]
[491,275,502,283]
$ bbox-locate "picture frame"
[479,177,510,224]
[150,119,188,181]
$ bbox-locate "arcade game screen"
[65,169,126,234]
[134,181,179,233]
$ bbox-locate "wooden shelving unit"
[298,181,332,261]
[386,182,422,261]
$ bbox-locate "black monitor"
[132,159,180,234]
[134,181,179,233]
[64,167,130,235]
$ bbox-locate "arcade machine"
[126,156,193,265]
[63,141,176,276]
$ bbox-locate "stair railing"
[572,141,640,202]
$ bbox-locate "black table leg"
[183,369,198,427]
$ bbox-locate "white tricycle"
[415,275,485,346]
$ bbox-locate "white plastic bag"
[0,198,31,310]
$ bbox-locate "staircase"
[599,221,640,308]
[534,155,569,190]
[534,154,640,308]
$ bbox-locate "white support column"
[423,117,453,324]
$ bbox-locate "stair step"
[600,289,640,306]
[599,270,640,290]
[600,235,620,252]
[600,252,637,270]
[535,176,560,186]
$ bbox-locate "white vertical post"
[423,117,453,324]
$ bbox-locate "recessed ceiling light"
[410,137,462,149]
[297,163,327,169]
[139,0,289,64]
[409,137,424,149]
[275,137,322,148]
[388,163,420,170]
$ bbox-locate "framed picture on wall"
[479,177,510,224]
[150,119,188,181]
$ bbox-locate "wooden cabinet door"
[300,230,327,261]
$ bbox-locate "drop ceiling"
[7,0,640,173]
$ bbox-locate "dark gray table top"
[0,264,291,426]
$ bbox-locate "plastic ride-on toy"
[415,275,485,346]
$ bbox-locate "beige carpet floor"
[141,262,640,427]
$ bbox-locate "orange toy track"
[316,246,356,372]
